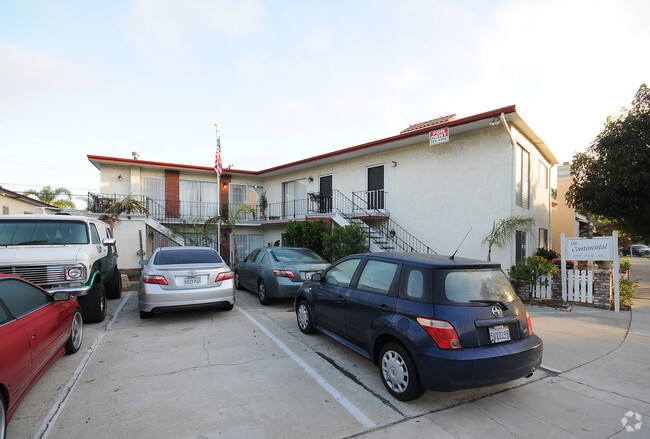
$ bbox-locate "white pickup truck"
[0,214,122,322]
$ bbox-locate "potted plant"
[259,191,268,220]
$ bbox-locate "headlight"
[66,266,85,280]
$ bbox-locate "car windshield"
[270,248,327,263]
[440,269,517,304]
[154,249,223,265]
[0,220,88,246]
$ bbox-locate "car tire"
[222,303,234,311]
[296,300,314,334]
[234,271,242,290]
[65,309,84,354]
[79,281,107,323]
[1,393,6,439]
[139,310,154,319]
[257,280,270,305]
[379,342,424,401]
[106,268,122,300]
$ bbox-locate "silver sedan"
[138,246,235,318]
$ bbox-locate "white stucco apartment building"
[88,105,558,270]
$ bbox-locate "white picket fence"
[567,269,594,303]
[533,269,594,303]
[534,276,553,299]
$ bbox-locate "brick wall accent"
[548,269,612,309]
[165,170,180,219]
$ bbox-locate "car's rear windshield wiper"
[469,299,508,310]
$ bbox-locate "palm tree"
[23,185,76,209]
[99,194,148,232]
[482,216,534,262]
[203,204,256,263]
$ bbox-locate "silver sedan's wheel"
[65,309,83,354]
[297,301,314,334]
[379,343,424,401]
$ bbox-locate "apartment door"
[367,165,384,210]
[319,175,332,213]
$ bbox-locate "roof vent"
[132,151,139,160]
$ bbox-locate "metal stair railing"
[329,190,437,254]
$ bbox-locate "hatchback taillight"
[215,270,234,283]
[416,317,462,349]
[273,269,295,278]
[526,310,533,337]
[143,274,168,285]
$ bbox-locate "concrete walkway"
[360,258,650,438]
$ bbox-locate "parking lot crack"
[315,351,405,417]
[202,316,215,365]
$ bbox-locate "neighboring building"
[551,162,590,252]
[0,186,56,214]
[88,105,558,270]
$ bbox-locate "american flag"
[214,131,223,177]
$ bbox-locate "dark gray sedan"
[234,247,330,305]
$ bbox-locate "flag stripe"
[215,136,223,177]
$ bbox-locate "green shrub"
[620,258,631,273]
[619,277,638,310]
[509,256,559,301]
[283,219,329,257]
[322,223,369,262]
[535,247,560,261]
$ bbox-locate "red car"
[0,275,83,437]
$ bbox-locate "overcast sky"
[1,0,648,199]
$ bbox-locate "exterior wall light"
[308,176,314,183]
[118,175,123,181]
[391,161,397,167]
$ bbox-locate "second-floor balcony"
[87,190,389,225]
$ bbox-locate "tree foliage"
[481,216,534,261]
[567,84,650,241]
[23,185,76,209]
[99,194,148,231]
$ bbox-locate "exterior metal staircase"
[327,190,437,254]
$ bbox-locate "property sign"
[429,127,449,146]
[566,237,613,261]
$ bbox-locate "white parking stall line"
[35,292,133,439]
[236,307,376,429]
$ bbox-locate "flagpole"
[214,124,221,258]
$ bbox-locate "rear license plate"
[489,325,511,343]
[302,271,316,280]
[182,276,203,286]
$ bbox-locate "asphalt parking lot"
[8,285,555,439]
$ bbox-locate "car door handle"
[337,296,345,303]
[378,305,392,312]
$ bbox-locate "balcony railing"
[88,189,435,254]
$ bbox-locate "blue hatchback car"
[295,252,543,401]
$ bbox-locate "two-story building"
[88,105,558,270]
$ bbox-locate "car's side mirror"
[53,292,71,302]
[311,273,322,282]
[102,238,116,246]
